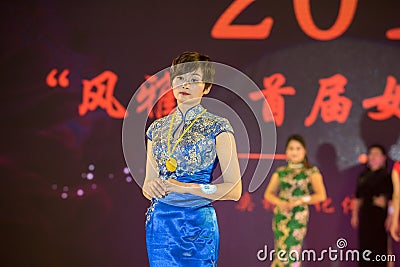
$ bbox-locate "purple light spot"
[108,173,114,179]
[123,167,130,174]
[63,186,69,192]
[91,183,97,190]
[126,176,133,183]
[81,173,87,179]
[61,192,68,199]
[77,189,84,196]
[88,164,95,171]
[51,184,58,190]
[87,173,94,180]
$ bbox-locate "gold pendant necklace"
[166,108,206,172]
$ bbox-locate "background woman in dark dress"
[351,145,393,266]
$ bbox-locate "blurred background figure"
[390,161,400,267]
[351,145,393,267]
[264,134,327,267]
[390,161,400,242]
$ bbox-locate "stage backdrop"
[1,1,400,266]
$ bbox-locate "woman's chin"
[179,98,199,106]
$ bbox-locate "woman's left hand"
[391,220,400,242]
[373,195,387,208]
[288,199,303,208]
[165,179,190,194]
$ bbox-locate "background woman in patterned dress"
[264,134,327,267]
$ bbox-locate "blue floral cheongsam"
[145,104,234,267]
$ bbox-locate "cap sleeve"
[310,166,320,175]
[394,161,400,174]
[146,121,157,141]
[213,117,234,138]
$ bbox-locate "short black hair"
[367,144,386,156]
[170,51,215,91]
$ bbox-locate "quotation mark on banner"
[46,69,70,88]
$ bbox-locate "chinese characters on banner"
[362,75,400,120]
[235,192,256,212]
[304,74,352,126]
[79,71,126,119]
[52,69,399,127]
[248,73,295,126]
[249,73,400,127]
[76,70,176,119]
[67,70,400,123]
[237,193,355,215]
[135,72,176,119]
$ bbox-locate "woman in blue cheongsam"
[143,52,242,267]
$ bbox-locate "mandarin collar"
[176,104,205,121]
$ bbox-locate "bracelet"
[200,184,217,195]
[388,205,394,215]
[301,196,311,203]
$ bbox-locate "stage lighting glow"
[87,173,94,180]
[77,189,84,196]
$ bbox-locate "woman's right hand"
[391,220,400,242]
[144,178,167,199]
[276,200,291,212]
[373,195,387,208]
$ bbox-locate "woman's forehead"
[178,68,203,76]
[368,148,384,155]
[287,140,303,147]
